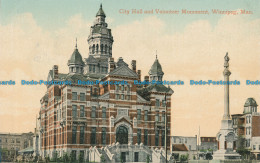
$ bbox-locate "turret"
[67,40,84,74]
[88,4,113,58]
[148,55,164,82]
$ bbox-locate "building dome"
[68,48,84,65]
[149,58,164,76]
[148,56,164,81]
[68,42,84,74]
[244,98,258,107]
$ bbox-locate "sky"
[0,0,260,137]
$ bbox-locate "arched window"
[101,44,104,54]
[105,45,107,54]
[92,45,95,54]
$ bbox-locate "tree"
[146,155,151,163]
[180,154,188,162]
[236,136,250,159]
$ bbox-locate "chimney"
[137,70,141,81]
[108,58,115,72]
[53,65,58,79]
[131,60,136,73]
[144,76,149,87]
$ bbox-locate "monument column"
[223,53,231,120]
[213,52,241,160]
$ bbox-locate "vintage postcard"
[0,0,259,162]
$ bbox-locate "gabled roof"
[109,65,138,78]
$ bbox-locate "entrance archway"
[116,126,128,144]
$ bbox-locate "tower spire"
[75,38,77,49]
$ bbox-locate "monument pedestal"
[213,120,240,160]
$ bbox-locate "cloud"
[0,13,259,137]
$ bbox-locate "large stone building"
[232,98,260,160]
[34,5,173,162]
[0,132,33,161]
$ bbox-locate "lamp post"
[164,93,167,163]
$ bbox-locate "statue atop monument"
[224,52,230,68]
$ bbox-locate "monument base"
[213,149,241,160]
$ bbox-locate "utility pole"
[164,93,167,163]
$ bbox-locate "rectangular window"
[91,106,96,118]
[93,65,95,72]
[156,99,160,107]
[162,100,166,107]
[162,111,165,122]
[144,129,148,145]
[121,94,124,100]
[116,94,120,100]
[102,127,106,145]
[121,85,124,91]
[72,126,77,144]
[155,111,159,122]
[80,93,85,101]
[91,127,96,145]
[72,92,77,100]
[144,110,148,121]
[72,105,77,118]
[155,130,159,146]
[116,85,119,91]
[137,129,141,144]
[127,85,130,92]
[89,65,92,72]
[102,107,106,118]
[253,145,256,150]
[80,126,84,144]
[137,109,141,120]
[80,105,84,117]
[161,130,165,146]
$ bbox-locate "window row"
[91,106,107,118]
[137,110,149,121]
[155,99,166,107]
[115,85,131,91]
[252,145,260,150]
[90,127,106,145]
[90,44,112,54]
[155,111,166,122]
[89,65,108,73]
[72,105,85,118]
[115,94,131,101]
[72,92,86,101]
[72,126,85,144]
